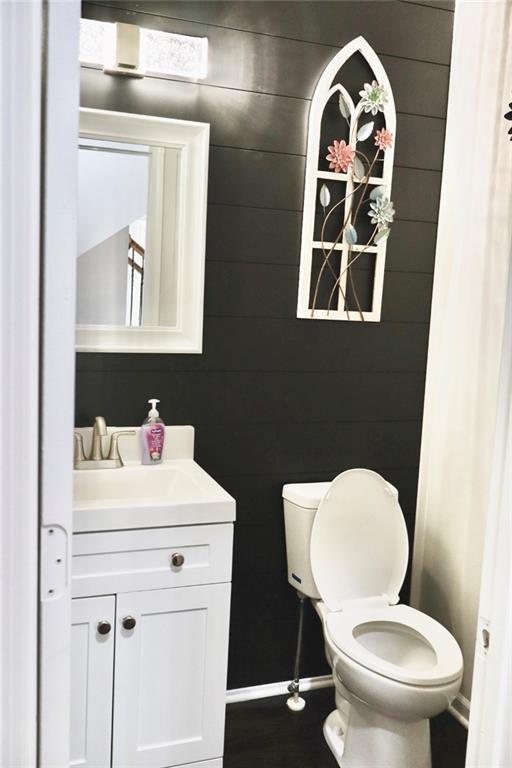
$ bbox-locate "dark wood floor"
[225,688,467,768]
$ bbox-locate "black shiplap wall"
[77,0,454,689]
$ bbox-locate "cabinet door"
[112,583,231,768]
[71,596,115,768]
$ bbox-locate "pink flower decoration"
[374,128,394,151]
[326,139,355,173]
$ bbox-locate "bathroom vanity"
[70,426,235,768]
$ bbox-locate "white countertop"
[73,426,235,533]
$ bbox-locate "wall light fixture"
[79,19,208,80]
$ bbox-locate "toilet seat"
[325,604,463,686]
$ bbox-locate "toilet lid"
[310,469,409,611]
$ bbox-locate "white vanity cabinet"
[70,522,233,768]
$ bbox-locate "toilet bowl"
[282,469,463,768]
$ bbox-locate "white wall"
[78,147,148,255]
[411,0,512,716]
[77,227,129,325]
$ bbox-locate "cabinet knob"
[171,552,185,568]
[97,620,111,636]
[122,615,136,631]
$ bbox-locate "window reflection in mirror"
[77,138,180,328]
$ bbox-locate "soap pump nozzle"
[148,398,160,418]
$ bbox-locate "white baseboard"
[226,675,334,704]
[448,693,470,729]
[227,677,471,732]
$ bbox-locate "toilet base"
[324,696,432,768]
[323,709,346,767]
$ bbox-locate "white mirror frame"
[77,108,209,353]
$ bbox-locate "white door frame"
[39,1,80,765]
[1,1,79,764]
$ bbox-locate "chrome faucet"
[74,417,135,469]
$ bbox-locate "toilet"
[282,468,463,768]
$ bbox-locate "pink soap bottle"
[141,398,165,465]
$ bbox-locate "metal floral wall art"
[297,38,396,322]
[312,85,396,320]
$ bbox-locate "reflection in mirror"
[77,138,180,328]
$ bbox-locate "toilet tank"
[282,482,331,599]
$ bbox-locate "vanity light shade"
[79,19,208,80]
[140,29,208,79]
[80,18,115,66]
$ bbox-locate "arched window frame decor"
[297,36,396,322]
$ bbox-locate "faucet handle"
[107,430,136,467]
[74,432,86,467]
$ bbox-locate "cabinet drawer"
[72,524,233,598]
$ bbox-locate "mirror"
[77,109,209,353]
[78,138,180,328]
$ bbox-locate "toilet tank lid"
[282,482,331,509]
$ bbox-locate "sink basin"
[75,464,181,503]
[73,459,235,533]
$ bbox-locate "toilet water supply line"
[287,591,307,711]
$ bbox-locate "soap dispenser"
[141,398,165,465]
